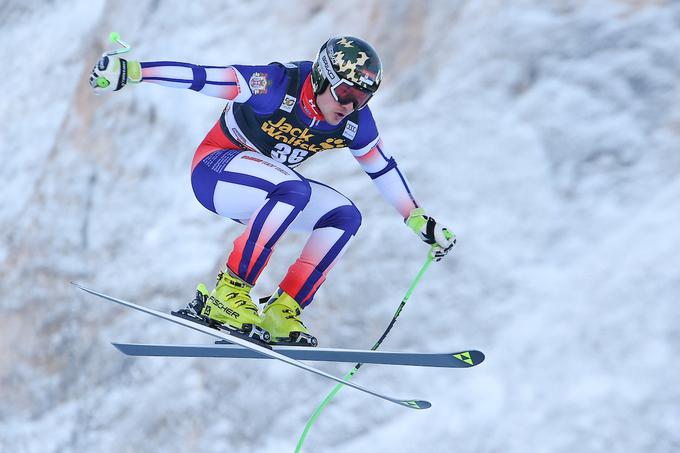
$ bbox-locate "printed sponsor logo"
[241,155,290,175]
[343,121,358,140]
[260,117,347,152]
[208,296,240,319]
[320,51,340,84]
[120,59,127,87]
[300,95,321,118]
[307,98,320,115]
[248,72,271,95]
[279,94,296,113]
[453,351,475,365]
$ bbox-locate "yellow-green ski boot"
[261,290,318,347]
[173,272,270,343]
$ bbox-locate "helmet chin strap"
[313,78,329,96]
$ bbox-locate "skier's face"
[316,85,355,125]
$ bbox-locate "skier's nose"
[339,102,353,113]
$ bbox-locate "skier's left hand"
[89,54,141,93]
[405,208,456,262]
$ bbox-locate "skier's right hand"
[89,55,141,94]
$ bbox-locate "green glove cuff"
[127,60,142,83]
[405,207,427,234]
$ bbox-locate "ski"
[112,342,485,368]
[72,283,432,410]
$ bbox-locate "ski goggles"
[328,79,373,110]
[318,46,374,110]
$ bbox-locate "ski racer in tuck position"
[89,36,456,346]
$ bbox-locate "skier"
[89,36,455,346]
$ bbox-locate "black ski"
[112,342,485,368]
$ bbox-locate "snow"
[1,1,679,452]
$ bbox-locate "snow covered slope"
[1,1,679,452]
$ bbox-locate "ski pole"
[294,251,434,453]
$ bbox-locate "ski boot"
[172,271,270,344]
[260,289,318,347]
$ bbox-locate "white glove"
[89,55,141,93]
[405,208,456,262]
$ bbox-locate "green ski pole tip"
[109,32,120,42]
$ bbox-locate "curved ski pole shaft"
[295,254,433,453]
[95,32,132,89]
[104,31,131,56]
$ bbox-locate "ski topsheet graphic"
[112,342,485,368]
[73,283,433,409]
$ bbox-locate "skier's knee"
[268,179,312,210]
[315,204,362,234]
[342,205,362,234]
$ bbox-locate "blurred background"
[1,0,679,452]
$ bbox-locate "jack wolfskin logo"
[261,117,347,152]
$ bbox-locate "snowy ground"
[1,1,679,452]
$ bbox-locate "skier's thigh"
[210,151,304,220]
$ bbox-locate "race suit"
[139,60,419,306]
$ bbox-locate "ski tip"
[71,282,102,299]
[71,283,110,300]
[403,399,431,410]
[71,281,90,292]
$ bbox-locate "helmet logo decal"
[320,49,341,85]
[359,68,378,86]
